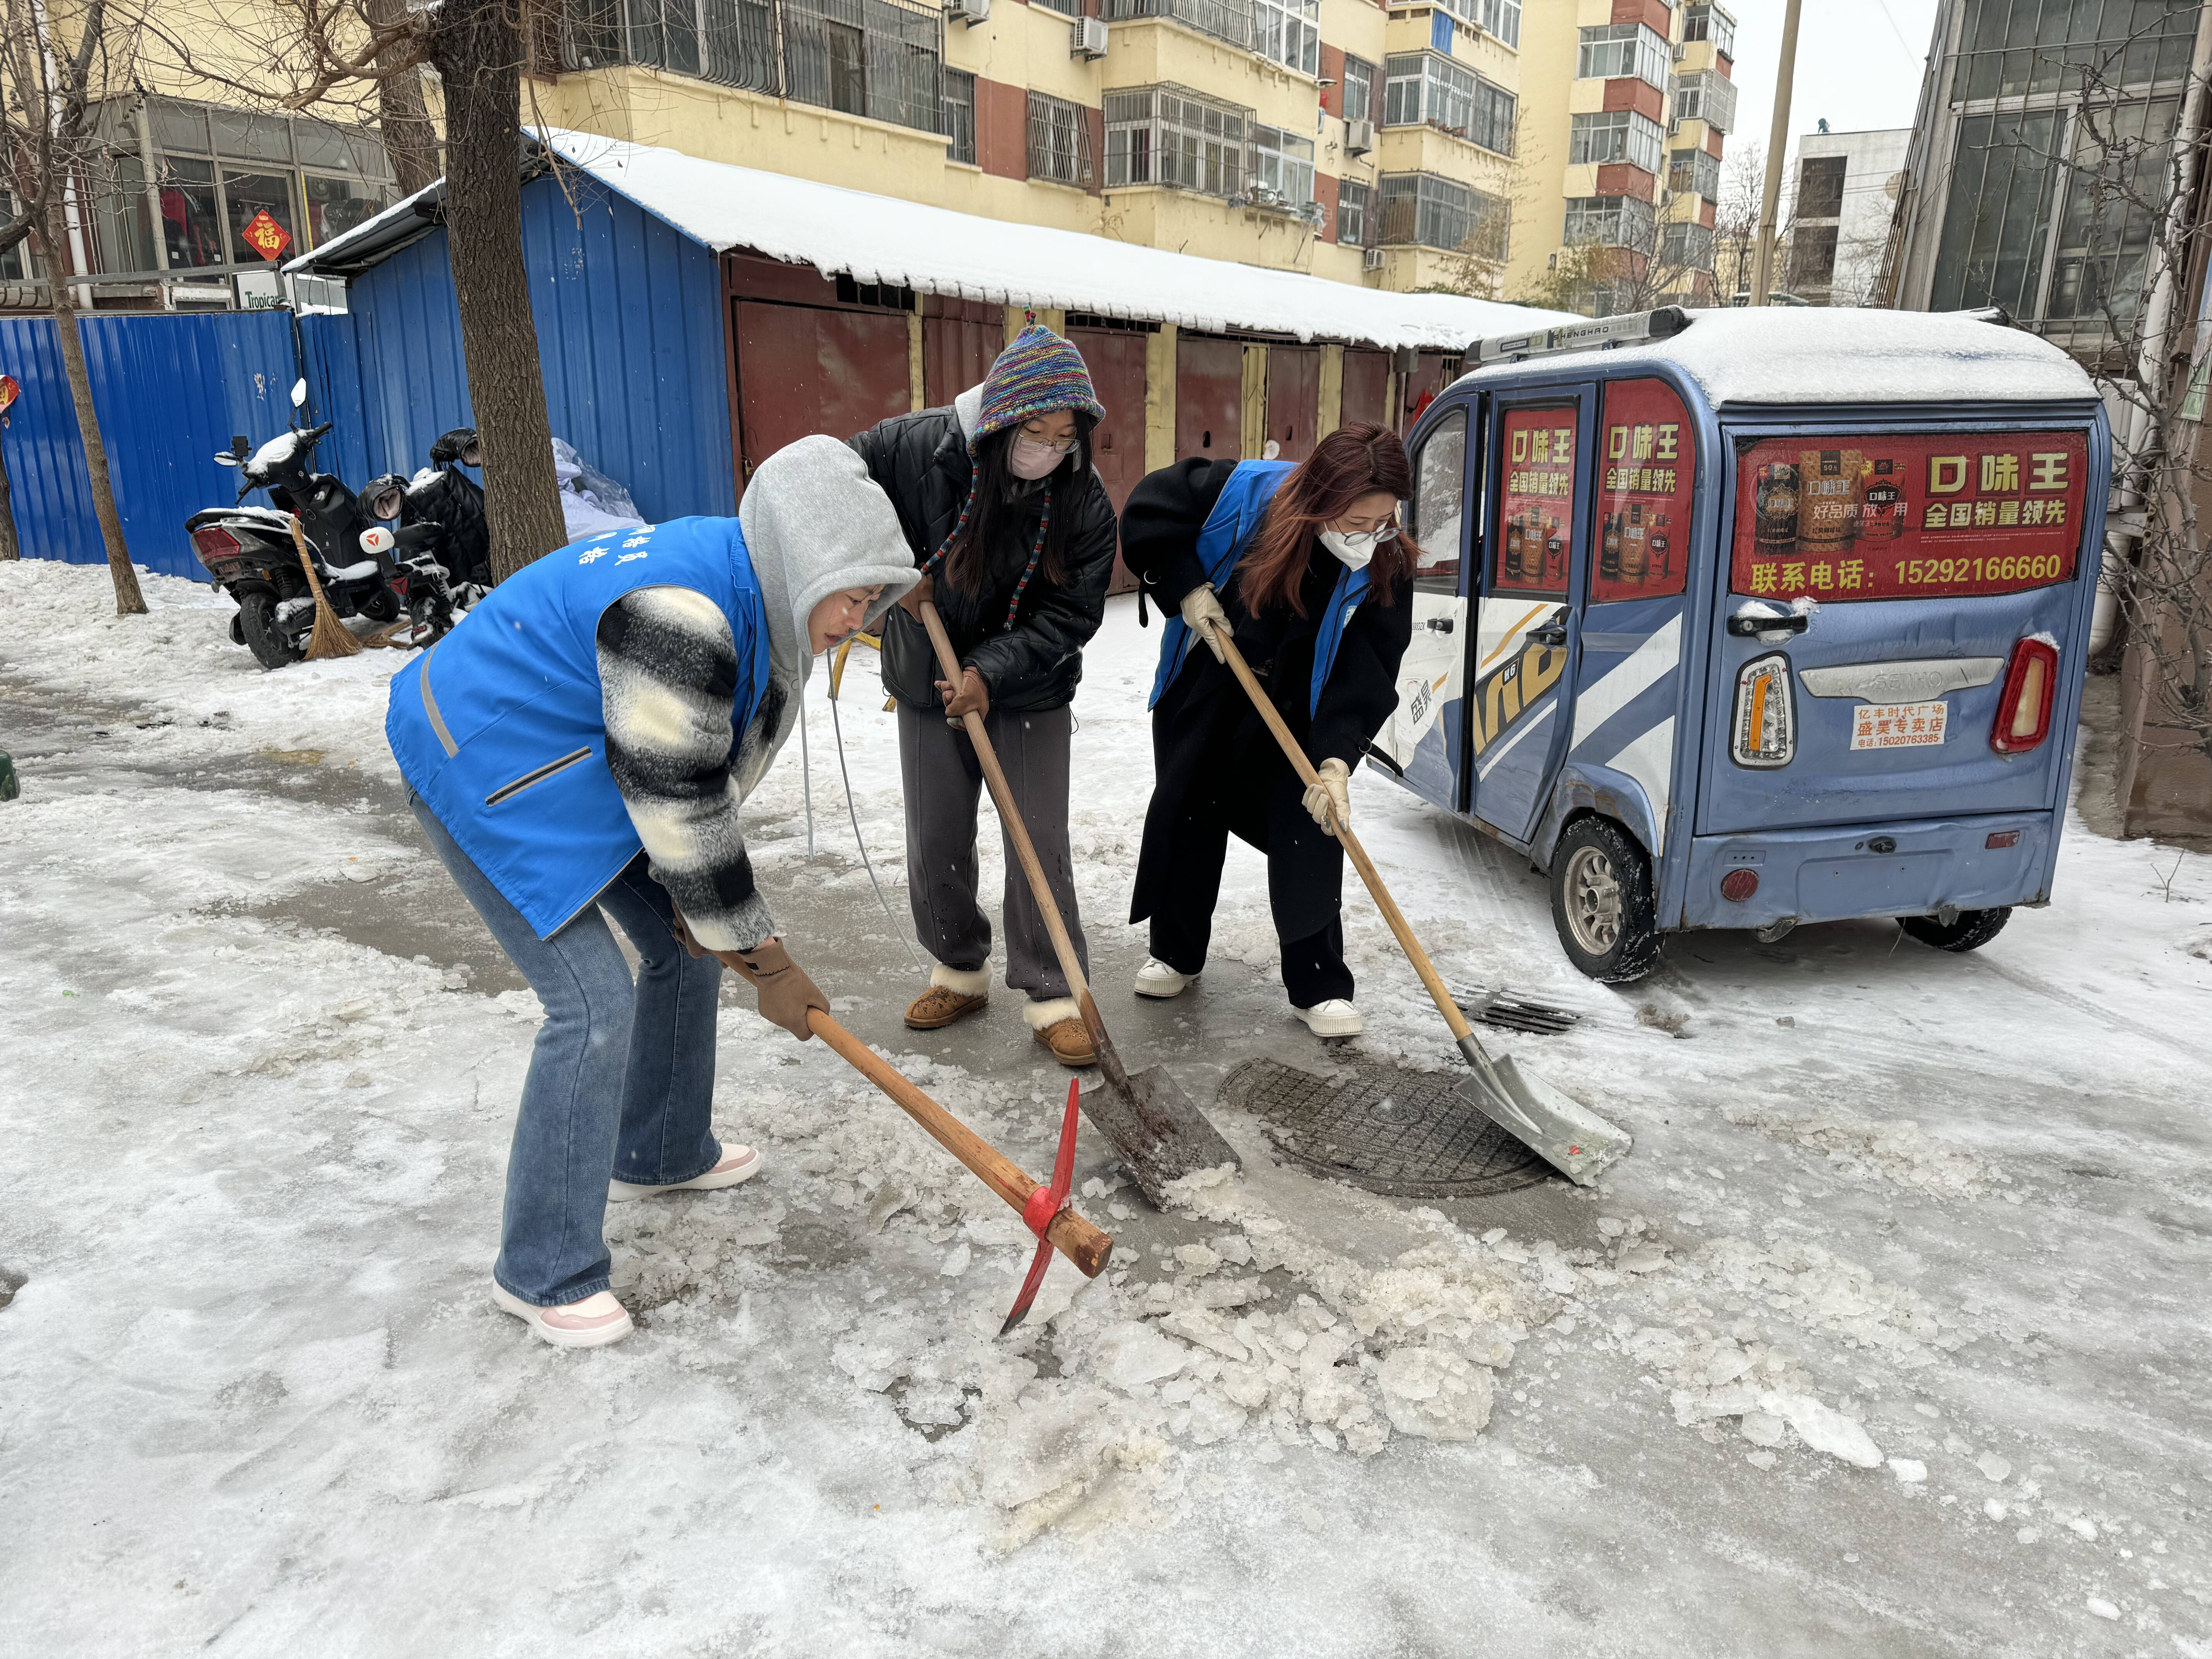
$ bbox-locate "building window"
[1576,23,1668,88]
[1379,170,1506,256]
[1342,54,1377,125]
[1104,84,1248,198]
[1670,69,1738,134]
[1797,154,1846,219]
[1431,0,1519,50]
[1569,110,1663,173]
[1384,53,1510,154]
[1032,0,1079,16]
[1337,179,1369,246]
[1027,91,1094,186]
[1563,194,1655,250]
[1950,0,2197,103]
[1788,223,1838,290]
[1253,0,1319,76]
[943,68,976,164]
[1102,0,1255,53]
[1661,220,1716,272]
[1668,146,1720,201]
[1682,2,1735,59]
[1248,125,1315,206]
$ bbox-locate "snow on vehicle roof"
[1461,307,2100,407]
[295,128,1575,352]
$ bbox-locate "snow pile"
[1721,1102,2009,1200]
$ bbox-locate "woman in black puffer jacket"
[848,325,1119,1068]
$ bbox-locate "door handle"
[1529,624,1568,647]
[1424,616,1455,633]
[1728,598,1817,639]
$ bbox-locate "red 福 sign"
[1731,430,2090,602]
[241,209,292,262]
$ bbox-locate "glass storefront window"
[96,155,158,274]
[150,99,210,156]
[159,157,225,268]
[303,174,388,247]
[212,109,293,163]
[223,169,300,261]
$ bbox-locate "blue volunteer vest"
[386,517,773,939]
[1147,459,1372,717]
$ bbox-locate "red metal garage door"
[923,298,1003,409]
[1263,345,1321,462]
[733,300,912,485]
[1176,337,1242,461]
[1070,326,1148,592]
[1340,348,1390,428]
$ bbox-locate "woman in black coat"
[1121,422,1419,1039]
[848,326,1120,1066]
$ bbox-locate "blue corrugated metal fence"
[3,166,734,583]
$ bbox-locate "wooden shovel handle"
[1211,632,1480,1050]
[808,1010,1113,1278]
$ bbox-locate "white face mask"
[1007,437,1068,481]
[1320,528,1374,570]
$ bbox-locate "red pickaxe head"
[1000,1077,1083,1336]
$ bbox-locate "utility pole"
[1750,0,1804,307]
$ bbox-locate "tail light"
[1990,637,2059,755]
[191,526,243,566]
[1731,654,1795,768]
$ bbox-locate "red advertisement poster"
[1494,405,1577,594]
[1731,429,2089,602]
[1593,378,1695,604]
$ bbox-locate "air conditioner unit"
[951,0,989,23]
[1345,118,1375,156]
[1363,246,1386,271]
[1072,17,1108,58]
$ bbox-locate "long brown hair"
[938,415,1096,597]
[1236,422,1420,617]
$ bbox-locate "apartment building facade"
[1504,0,1735,310]
[1786,125,1909,307]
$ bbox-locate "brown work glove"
[897,571,934,622]
[722,936,828,1041]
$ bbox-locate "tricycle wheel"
[1550,816,1662,983]
[238,590,302,671]
[1899,908,2011,953]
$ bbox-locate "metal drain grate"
[1219,1057,1553,1198]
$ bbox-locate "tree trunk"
[429,0,568,582]
[38,210,146,614]
[367,0,441,196]
[0,418,20,560]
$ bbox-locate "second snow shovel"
[918,601,1238,1206]
[1211,630,1631,1187]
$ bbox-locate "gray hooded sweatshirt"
[596,436,916,951]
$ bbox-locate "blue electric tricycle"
[1375,305,2109,981]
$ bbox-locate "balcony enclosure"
[1682,2,1735,60]
[1103,0,1317,74]
[1104,84,1249,198]
[1669,145,1721,201]
[1670,69,1738,134]
[1570,109,1664,173]
[1379,170,1507,256]
[1563,193,1655,251]
[1383,53,1515,155]
[1575,23,1668,88]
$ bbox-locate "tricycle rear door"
[1698,421,2097,837]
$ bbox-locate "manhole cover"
[1219,1057,1553,1198]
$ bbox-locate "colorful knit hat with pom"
[972,323,1106,452]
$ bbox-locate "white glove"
[1180,583,1229,663]
[1303,757,1352,837]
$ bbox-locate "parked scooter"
[187,380,451,669]
[363,427,490,604]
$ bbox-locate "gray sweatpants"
[896,701,1089,1001]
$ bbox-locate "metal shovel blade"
[1079,1066,1240,1210]
[1454,1037,1630,1188]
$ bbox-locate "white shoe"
[491,1282,635,1349]
[1293,998,1363,1038]
[608,1144,762,1203]
[1134,957,1196,998]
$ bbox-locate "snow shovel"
[917,601,1239,1206]
[1211,631,1630,1187]
[807,1009,1113,1288]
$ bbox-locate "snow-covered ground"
[2,558,2209,1657]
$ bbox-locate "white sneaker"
[491,1282,635,1349]
[1134,957,1197,998]
[608,1144,762,1203]
[1293,998,1363,1038]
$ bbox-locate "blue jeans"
[409,792,725,1305]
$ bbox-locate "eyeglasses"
[1329,524,1401,549]
[1016,428,1080,453]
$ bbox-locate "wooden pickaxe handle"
[807,1008,1113,1279]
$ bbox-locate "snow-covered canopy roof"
[295,127,1573,352]
[1462,307,2101,407]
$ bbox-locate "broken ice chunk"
[1758,1390,1883,1468]
[1976,1451,2012,1483]
[1738,1412,1785,1448]
[939,1242,970,1278]
[1746,1450,1777,1470]
[2084,1598,2119,1621]
[1888,1458,1928,1483]
[1376,1348,1493,1441]
[1093,1321,1189,1391]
